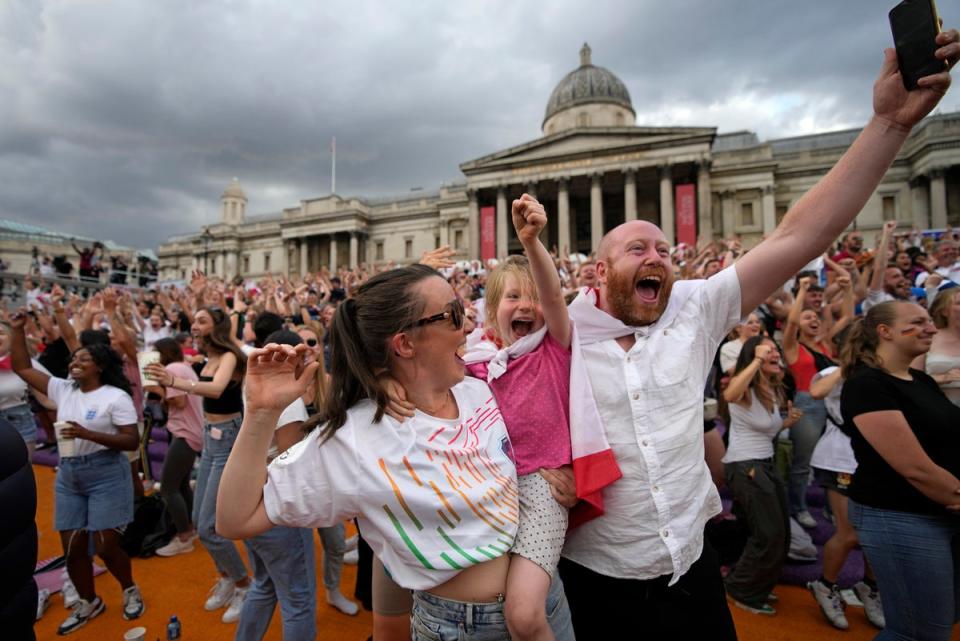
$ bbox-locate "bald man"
[557,37,957,639]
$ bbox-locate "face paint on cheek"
[899,327,921,336]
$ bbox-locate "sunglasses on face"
[410,298,464,331]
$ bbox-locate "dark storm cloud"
[0,0,956,249]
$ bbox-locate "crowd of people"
[3,27,960,641]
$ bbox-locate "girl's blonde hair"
[929,288,960,330]
[484,255,538,336]
[839,301,902,378]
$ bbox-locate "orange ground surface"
[31,465,957,640]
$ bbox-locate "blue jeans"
[849,500,960,640]
[235,526,317,641]
[0,403,36,446]
[317,523,346,591]
[193,417,249,582]
[788,392,826,514]
[411,573,574,641]
[55,449,133,531]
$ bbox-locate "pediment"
[460,126,716,175]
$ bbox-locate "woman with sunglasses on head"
[840,301,960,640]
[145,306,252,624]
[217,264,574,641]
[9,310,145,634]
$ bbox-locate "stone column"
[496,186,508,259]
[467,190,480,259]
[590,173,604,252]
[762,184,777,235]
[930,168,948,229]
[349,232,359,268]
[624,169,638,222]
[525,181,538,200]
[721,191,736,237]
[910,176,931,229]
[697,161,713,241]
[329,234,339,272]
[659,165,675,245]
[439,220,449,247]
[557,177,571,255]
[298,238,308,277]
[225,251,237,279]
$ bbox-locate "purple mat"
[35,558,107,594]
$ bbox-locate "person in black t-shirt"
[839,300,960,641]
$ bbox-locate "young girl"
[389,194,576,640]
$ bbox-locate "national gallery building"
[158,44,960,281]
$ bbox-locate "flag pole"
[331,136,336,195]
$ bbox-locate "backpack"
[120,494,176,558]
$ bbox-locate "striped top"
[262,376,519,590]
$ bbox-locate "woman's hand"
[378,372,415,422]
[512,194,547,246]
[59,421,92,441]
[419,246,456,271]
[245,343,319,413]
[781,401,804,429]
[540,466,577,508]
[144,363,172,386]
[754,343,774,362]
[873,30,958,130]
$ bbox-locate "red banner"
[480,206,496,261]
[675,184,697,247]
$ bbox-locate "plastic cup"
[53,421,76,458]
[123,627,147,641]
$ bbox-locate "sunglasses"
[410,298,464,331]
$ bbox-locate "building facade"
[158,44,960,281]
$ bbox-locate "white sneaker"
[57,596,105,635]
[204,577,236,611]
[326,589,359,616]
[343,549,359,565]
[61,574,79,609]
[853,581,885,629]
[37,589,51,621]
[221,586,248,624]
[343,534,359,551]
[156,536,195,557]
[122,584,145,620]
[795,510,818,529]
[808,579,849,630]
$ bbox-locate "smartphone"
[889,0,946,90]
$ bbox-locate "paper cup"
[138,351,161,383]
[123,627,147,641]
[53,421,76,458]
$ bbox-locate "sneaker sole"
[728,596,775,616]
[807,585,850,630]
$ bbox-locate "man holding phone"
[553,22,959,640]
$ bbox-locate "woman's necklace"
[418,390,455,416]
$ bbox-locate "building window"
[242,255,250,274]
[776,204,789,224]
[454,229,464,249]
[180,269,186,280]
[264,253,271,273]
[740,202,755,227]
[375,241,384,261]
[405,239,413,259]
[882,195,897,221]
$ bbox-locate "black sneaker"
[57,597,105,635]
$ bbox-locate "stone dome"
[222,177,247,201]
[542,43,635,132]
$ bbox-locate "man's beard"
[605,264,674,326]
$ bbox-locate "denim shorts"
[55,449,134,532]
[0,403,37,445]
[410,574,573,641]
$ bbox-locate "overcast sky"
[1,0,957,250]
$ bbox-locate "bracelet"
[188,379,197,391]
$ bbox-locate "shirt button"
[641,440,649,447]
[653,485,660,493]
[633,393,640,400]
[662,529,670,538]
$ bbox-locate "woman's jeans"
[236,526,317,641]
[849,500,960,641]
[317,523,346,591]
[723,459,789,608]
[160,436,198,534]
[788,392,826,514]
[192,417,248,582]
[1,403,37,458]
[411,573,574,641]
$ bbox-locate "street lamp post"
[201,227,214,274]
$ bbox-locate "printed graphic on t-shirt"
[377,395,518,572]
[85,409,97,421]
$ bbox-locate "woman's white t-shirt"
[722,390,783,463]
[263,376,519,590]
[0,359,49,409]
[46,378,139,456]
[810,367,857,474]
